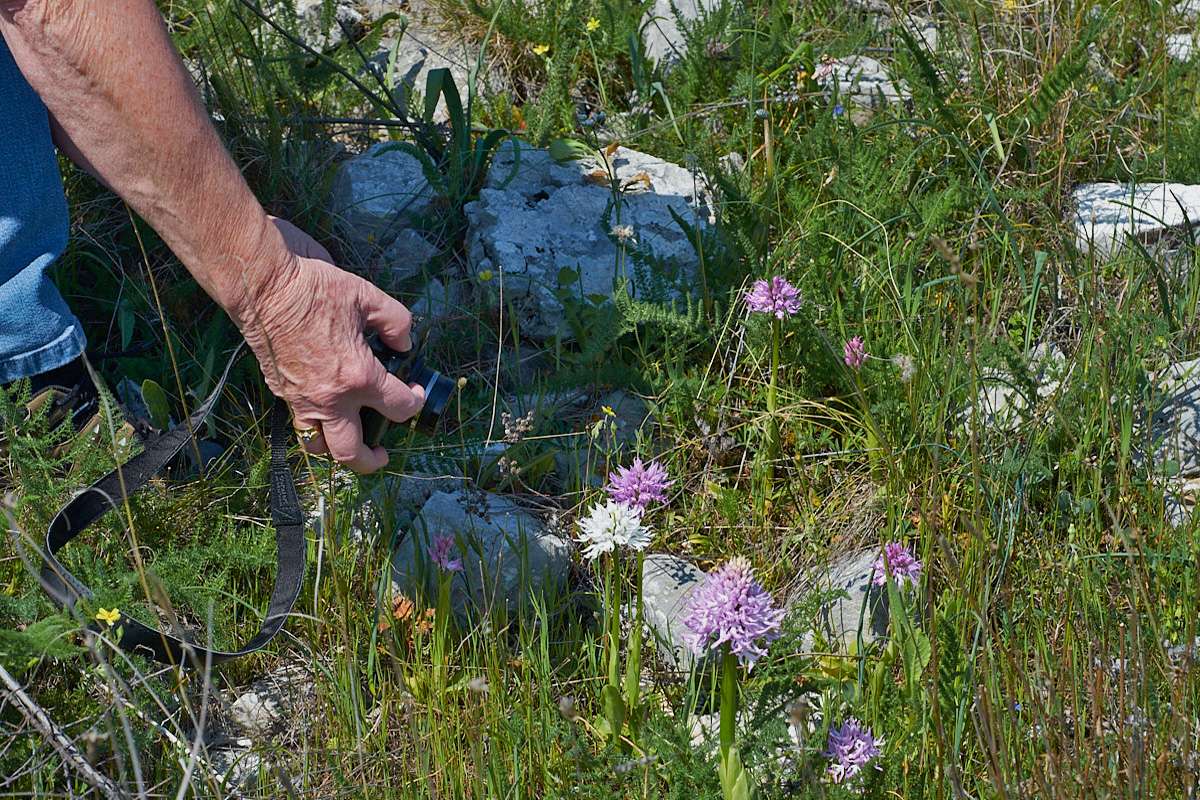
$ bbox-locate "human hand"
[238,218,424,473]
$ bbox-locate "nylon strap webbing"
[37,351,305,669]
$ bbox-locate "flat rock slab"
[640,553,707,672]
[817,55,910,109]
[309,472,467,544]
[327,142,438,274]
[465,140,712,339]
[1073,182,1200,260]
[1129,358,1200,526]
[640,0,721,68]
[788,549,888,653]
[392,490,570,620]
[1138,358,1200,476]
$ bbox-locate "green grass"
[3,0,1200,797]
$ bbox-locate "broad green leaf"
[600,684,625,741]
[141,379,171,430]
[117,298,135,351]
[719,746,753,800]
[548,137,592,163]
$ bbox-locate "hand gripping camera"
[360,332,456,444]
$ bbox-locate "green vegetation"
[3,0,1199,797]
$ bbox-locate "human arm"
[0,0,422,472]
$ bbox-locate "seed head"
[892,353,916,383]
[610,224,636,245]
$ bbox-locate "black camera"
[361,332,455,444]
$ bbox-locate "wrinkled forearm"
[0,0,292,325]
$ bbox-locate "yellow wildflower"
[95,607,121,627]
[601,405,615,417]
[532,43,550,56]
[586,17,600,32]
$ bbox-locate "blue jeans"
[0,34,84,383]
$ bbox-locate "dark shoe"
[21,356,101,435]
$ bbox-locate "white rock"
[328,142,436,265]
[380,228,441,281]
[207,745,265,791]
[789,549,888,652]
[640,554,707,672]
[464,140,711,339]
[1073,182,1200,259]
[640,0,721,67]
[392,490,570,620]
[1168,32,1195,61]
[366,0,502,121]
[718,151,746,174]
[410,277,456,323]
[967,343,1066,433]
[309,472,465,544]
[1140,358,1200,476]
[292,0,363,51]
[226,662,315,740]
[817,55,910,109]
[229,691,281,737]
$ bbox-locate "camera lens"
[360,333,455,445]
[406,356,454,436]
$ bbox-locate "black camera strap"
[37,349,306,669]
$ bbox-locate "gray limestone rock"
[640,554,706,672]
[207,742,265,792]
[848,0,938,51]
[409,277,458,325]
[1122,357,1200,525]
[789,549,888,652]
[366,0,503,122]
[392,490,570,620]
[328,142,437,271]
[817,55,910,109]
[227,663,316,739]
[1139,358,1200,477]
[551,390,654,489]
[967,344,1066,434]
[1168,32,1195,61]
[291,0,364,52]
[309,472,467,543]
[640,0,721,68]
[464,140,711,339]
[380,228,442,280]
[1073,182,1200,260]
[718,151,746,175]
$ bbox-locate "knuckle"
[345,362,378,393]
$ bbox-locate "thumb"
[360,281,414,352]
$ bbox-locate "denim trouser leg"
[0,33,84,384]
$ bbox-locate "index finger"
[361,282,414,353]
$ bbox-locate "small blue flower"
[833,103,845,117]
